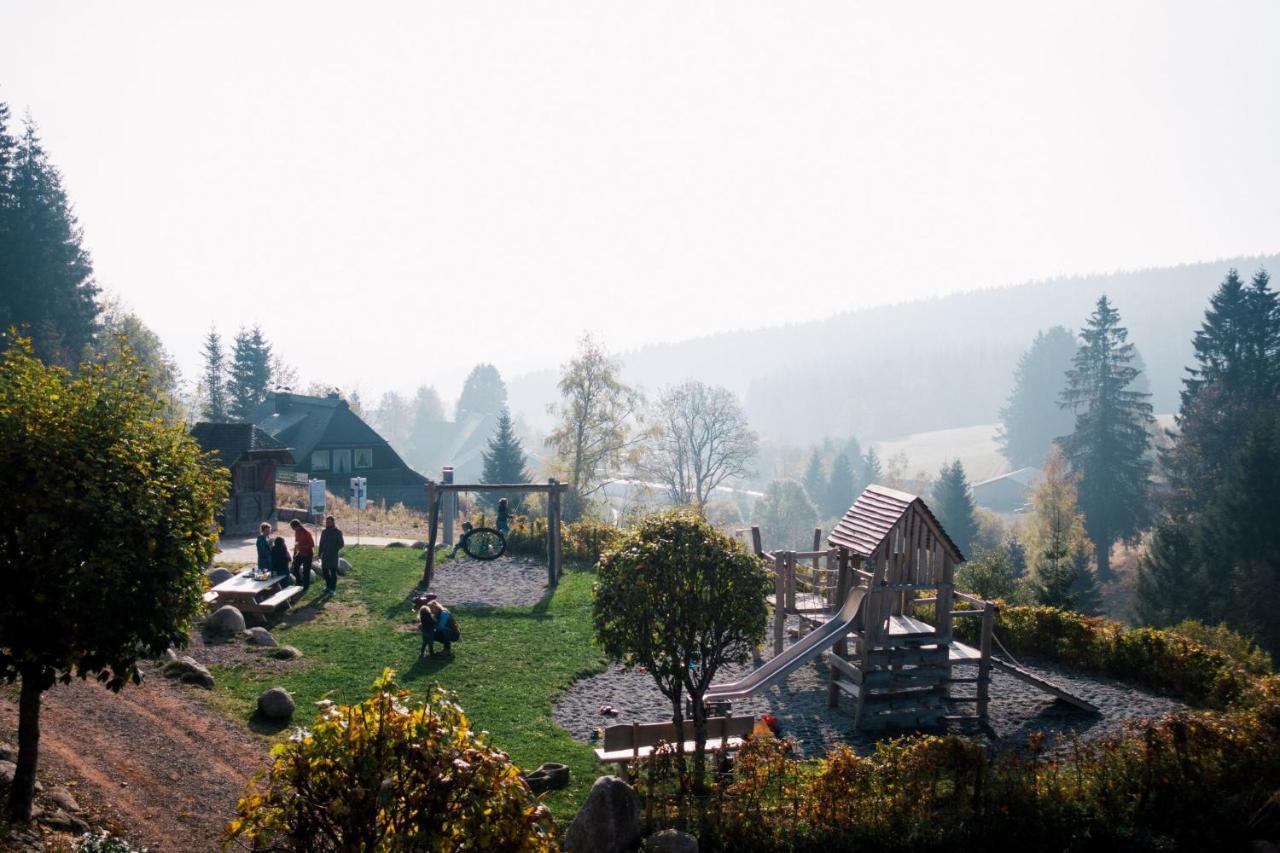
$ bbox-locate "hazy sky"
[2,1,1277,405]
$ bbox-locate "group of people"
[255,516,345,597]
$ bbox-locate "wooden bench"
[246,585,304,613]
[594,715,756,767]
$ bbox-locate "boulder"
[337,557,352,576]
[44,788,81,814]
[411,541,429,549]
[207,605,246,633]
[162,647,179,662]
[246,626,277,647]
[163,656,214,688]
[0,759,14,785]
[0,741,14,762]
[258,686,296,720]
[206,567,234,584]
[563,776,641,853]
[386,541,407,548]
[272,645,303,660]
[645,829,698,853]
[41,808,89,834]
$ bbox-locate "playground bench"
[594,715,756,768]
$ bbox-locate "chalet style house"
[247,391,429,509]
[190,422,295,534]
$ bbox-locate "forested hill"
[508,255,1280,442]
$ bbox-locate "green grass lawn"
[206,546,608,815]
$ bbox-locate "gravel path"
[424,553,553,607]
[554,619,1186,757]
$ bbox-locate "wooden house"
[971,466,1042,512]
[191,422,295,535]
[247,391,429,509]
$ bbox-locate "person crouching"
[418,597,459,658]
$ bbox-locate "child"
[496,498,511,534]
[420,598,459,657]
[271,537,290,577]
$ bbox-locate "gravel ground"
[422,553,553,607]
[554,617,1187,757]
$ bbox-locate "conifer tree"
[1025,447,1099,613]
[861,447,883,486]
[200,328,228,422]
[1059,296,1153,578]
[824,452,857,518]
[997,327,1079,469]
[802,450,825,509]
[930,460,978,557]
[1134,522,1203,627]
[480,409,530,510]
[227,326,272,421]
[0,111,99,365]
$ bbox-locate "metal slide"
[705,586,868,701]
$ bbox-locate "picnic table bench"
[204,570,303,614]
[594,715,756,770]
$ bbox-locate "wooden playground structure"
[725,484,1096,730]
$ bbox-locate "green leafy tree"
[456,363,507,420]
[1025,447,1099,613]
[546,335,642,520]
[802,450,825,509]
[0,341,225,820]
[595,512,770,793]
[229,669,556,851]
[956,548,1024,603]
[824,451,857,518]
[0,110,99,366]
[757,479,819,551]
[1059,296,1153,578]
[373,390,413,449]
[480,408,530,510]
[931,460,978,556]
[997,326,1079,468]
[227,325,272,421]
[94,300,182,421]
[200,328,228,422]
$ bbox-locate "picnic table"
[204,570,304,614]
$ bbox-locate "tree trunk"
[668,692,688,794]
[1096,538,1112,580]
[690,691,708,794]
[6,670,42,822]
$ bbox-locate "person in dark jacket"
[255,522,272,577]
[271,537,290,577]
[317,515,345,597]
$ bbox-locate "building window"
[354,447,374,469]
[311,450,330,471]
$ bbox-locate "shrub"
[502,515,623,566]
[1170,619,1274,675]
[227,669,556,851]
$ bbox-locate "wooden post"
[784,551,797,613]
[773,552,786,655]
[750,526,764,558]
[977,603,995,722]
[546,478,562,586]
[442,467,455,547]
[829,547,851,708]
[422,480,439,587]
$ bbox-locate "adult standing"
[289,519,315,591]
[255,522,272,577]
[317,515,345,597]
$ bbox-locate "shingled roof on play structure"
[827,484,966,562]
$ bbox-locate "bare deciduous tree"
[642,381,757,510]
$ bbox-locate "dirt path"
[0,668,271,851]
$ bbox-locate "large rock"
[0,741,14,762]
[0,759,14,785]
[206,567,234,584]
[207,605,246,633]
[44,787,80,813]
[246,626,277,647]
[337,557,353,576]
[257,686,296,720]
[645,829,698,853]
[41,808,89,834]
[273,645,303,660]
[564,776,642,853]
[163,656,215,688]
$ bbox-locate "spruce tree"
[1134,521,1203,627]
[200,329,228,422]
[861,447,883,486]
[227,326,273,421]
[1059,296,1153,578]
[480,409,530,510]
[802,450,825,509]
[0,113,99,365]
[930,460,978,556]
[1025,447,1100,613]
[824,452,857,518]
[997,327,1079,469]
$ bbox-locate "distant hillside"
[508,254,1279,443]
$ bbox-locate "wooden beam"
[430,483,569,494]
[422,480,440,587]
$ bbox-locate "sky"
[2,1,1278,406]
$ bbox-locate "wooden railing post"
[547,478,562,586]
[977,603,995,722]
[773,552,786,655]
[423,479,439,587]
[750,526,764,558]
[442,466,455,547]
[829,547,852,708]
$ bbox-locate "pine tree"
[1025,447,1098,612]
[930,460,978,557]
[824,452,857,518]
[1059,296,1153,579]
[802,450,825,509]
[1134,519,1203,627]
[861,447,883,486]
[997,327,1079,468]
[227,326,273,421]
[200,329,228,422]
[0,113,99,365]
[456,364,507,420]
[480,409,530,510]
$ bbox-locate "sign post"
[350,476,367,545]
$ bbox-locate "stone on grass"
[44,788,81,813]
[258,686,296,720]
[564,776,641,853]
[206,567,234,584]
[163,656,215,689]
[246,626,277,646]
[337,557,352,576]
[386,541,407,548]
[272,645,303,660]
[645,829,698,853]
[411,541,428,549]
[207,605,246,633]
[41,808,89,834]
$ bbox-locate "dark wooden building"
[247,391,429,509]
[191,422,295,535]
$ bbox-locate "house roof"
[972,467,1043,490]
[190,422,294,467]
[827,484,965,562]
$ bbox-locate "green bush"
[502,515,623,566]
[1170,619,1274,676]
